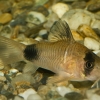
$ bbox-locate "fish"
[0,19,100,84]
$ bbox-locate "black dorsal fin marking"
[24,44,38,61]
[48,19,75,42]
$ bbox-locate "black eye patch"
[84,52,95,62]
[84,52,95,75]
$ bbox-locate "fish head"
[64,43,100,81]
[73,49,100,81]
[84,51,100,81]
[48,19,100,81]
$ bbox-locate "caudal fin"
[0,36,26,65]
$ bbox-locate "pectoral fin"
[23,61,38,73]
[46,74,67,84]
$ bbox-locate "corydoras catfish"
[0,20,100,83]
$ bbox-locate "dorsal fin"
[48,20,75,43]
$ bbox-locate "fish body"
[0,20,100,83]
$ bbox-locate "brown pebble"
[0,13,12,24]
[87,2,100,12]
[0,95,7,100]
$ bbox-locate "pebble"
[43,13,59,29]
[56,86,72,97]
[19,88,38,100]
[84,37,100,51]
[93,50,100,57]
[0,13,12,24]
[62,9,100,30]
[26,11,46,24]
[86,89,100,100]
[50,97,68,100]
[0,76,6,82]
[87,2,100,12]
[71,30,83,41]
[9,68,18,74]
[62,9,92,29]
[0,25,12,38]
[52,3,70,18]
[27,94,43,100]
[0,94,7,100]
[0,71,4,76]
[78,24,100,41]
[64,92,84,100]
[14,96,24,100]
[91,19,100,30]
[71,1,86,9]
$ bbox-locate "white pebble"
[9,68,18,74]
[86,89,100,100]
[84,37,100,51]
[56,86,72,97]
[90,94,100,100]
[27,94,43,100]
[93,50,100,57]
[52,3,69,18]
[14,96,24,100]
[39,29,47,36]
[19,88,37,100]
[26,11,46,24]
[0,71,4,76]
[35,37,43,41]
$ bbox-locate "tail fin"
[0,36,26,65]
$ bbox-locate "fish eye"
[85,61,94,70]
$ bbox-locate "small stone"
[0,25,12,38]
[62,9,91,29]
[46,90,60,100]
[0,95,7,100]
[71,1,86,9]
[26,11,46,24]
[14,96,24,100]
[9,69,18,74]
[91,19,100,30]
[51,97,68,100]
[64,92,84,100]
[27,94,43,100]
[93,50,100,57]
[43,13,59,29]
[0,13,12,24]
[84,37,100,51]
[0,76,6,82]
[35,36,43,41]
[35,0,48,6]
[87,2,100,12]
[62,9,100,30]
[93,28,100,37]
[56,86,72,97]
[78,24,100,41]
[52,3,70,18]
[0,70,4,76]
[86,89,100,100]
[71,30,83,41]
[19,88,37,100]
